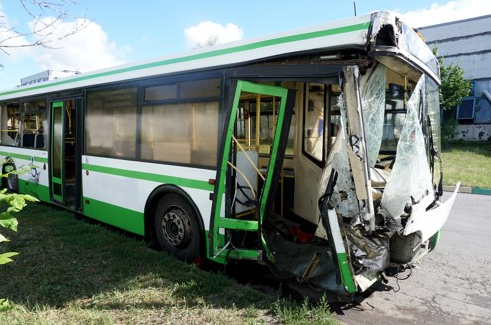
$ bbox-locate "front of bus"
[315,11,459,299]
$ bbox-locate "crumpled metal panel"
[347,227,390,274]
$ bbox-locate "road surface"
[334,192,491,325]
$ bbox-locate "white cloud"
[28,18,129,73]
[184,21,243,48]
[399,0,491,27]
[0,4,33,62]
[1,3,128,74]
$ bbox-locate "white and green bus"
[0,11,458,300]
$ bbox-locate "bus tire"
[2,160,18,193]
[154,193,202,262]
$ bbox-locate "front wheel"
[154,194,202,262]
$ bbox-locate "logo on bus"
[30,156,39,178]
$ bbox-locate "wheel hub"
[161,208,191,247]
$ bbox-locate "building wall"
[419,14,491,82]
[419,15,491,140]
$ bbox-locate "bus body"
[0,11,458,300]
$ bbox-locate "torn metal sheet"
[404,183,460,242]
[346,226,390,274]
[343,65,376,231]
[319,94,360,220]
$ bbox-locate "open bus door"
[49,98,81,210]
[209,80,294,264]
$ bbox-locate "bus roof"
[0,12,374,100]
[0,11,438,100]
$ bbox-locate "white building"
[20,70,79,87]
[419,14,491,140]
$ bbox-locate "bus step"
[214,248,263,261]
[217,218,258,231]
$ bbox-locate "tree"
[0,166,39,311]
[439,57,471,110]
[196,34,219,48]
[433,47,471,140]
[0,0,90,69]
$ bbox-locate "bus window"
[246,85,294,157]
[141,78,220,167]
[381,69,415,151]
[0,102,20,146]
[144,84,177,101]
[86,87,138,158]
[141,101,219,166]
[21,100,47,149]
[303,84,326,162]
[180,79,220,98]
[303,83,342,164]
[249,98,280,155]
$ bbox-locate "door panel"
[49,99,79,209]
[209,80,294,263]
[50,101,64,202]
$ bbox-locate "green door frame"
[209,80,290,263]
[50,100,65,203]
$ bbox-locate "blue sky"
[1,0,490,89]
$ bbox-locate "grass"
[0,203,339,325]
[2,140,485,324]
[441,140,491,189]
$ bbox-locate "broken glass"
[321,94,359,219]
[426,76,442,186]
[361,64,386,167]
[381,77,433,217]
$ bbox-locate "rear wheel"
[154,194,202,262]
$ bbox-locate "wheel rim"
[161,206,192,248]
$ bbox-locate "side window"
[21,100,47,149]
[248,98,281,155]
[0,102,20,146]
[240,82,294,157]
[381,69,416,151]
[86,88,138,158]
[303,83,341,164]
[141,78,220,167]
[141,102,218,166]
[303,84,327,163]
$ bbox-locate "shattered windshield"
[381,76,433,217]
[361,64,386,167]
[400,23,439,78]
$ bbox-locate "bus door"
[209,80,294,263]
[49,99,81,210]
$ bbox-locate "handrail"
[227,161,256,199]
[232,135,265,181]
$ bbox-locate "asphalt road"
[334,192,491,325]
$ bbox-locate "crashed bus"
[0,11,458,300]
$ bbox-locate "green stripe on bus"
[83,197,144,235]
[0,151,48,164]
[0,22,369,97]
[82,163,214,191]
[337,252,357,293]
[18,180,50,202]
